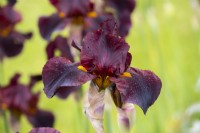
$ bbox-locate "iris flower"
[42,20,162,132]
[0,0,32,60]
[0,74,54,131]
[38,0,136,40]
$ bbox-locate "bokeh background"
[0,0,200,133]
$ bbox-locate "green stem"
[2,111,10,133]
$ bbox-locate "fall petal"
[84,81,105,133]
[27,109,54,127]
[56,86,79,99]
[42,57,95,98]
[38,14,68,40]
[117,103,135,133]
[110,67,162,114]
[0,31,31,59]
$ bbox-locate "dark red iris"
[42,19,162,114]
[0,2,32,60]
[0,74,54,128]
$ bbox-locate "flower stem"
[2,111,10,133]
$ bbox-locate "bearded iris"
[42,20,162,132]
[0,0,32,60]
[0,74,54,131]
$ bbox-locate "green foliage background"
[0,0,200,133]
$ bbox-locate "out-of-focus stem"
[2,111,10,133]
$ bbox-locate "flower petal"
[81,28,130,76]
[0,5,21,29]
[110,67,162,114]
[105,0,136,37]
[83,14,115,36]
[8,0,17,6]
[27,109,54,127]
[56,86,79,99]
[117,103,135,132]
[42,57,95,98]
[50,0,93,17]
[0,31,31,59]
[38,14,68,40]
[84,81,105,133]
[46,36,74,62]
[29,127,60,133]
[28,75,42,89]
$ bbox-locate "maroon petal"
[1,84,38,113]
[42,57,95,98]
[27,109,54,127]
[81,29,129,76]
[29,127,60,133]
[46,36,74,62]
[105,0,136,37]
[38,14,68,40]
[0,31,32,59]
[8,0,17,6]
[56,86,79,99]
[28,75,42,89]
[83,13,114,36]
[71,40,81,52]
[50,0,93,17]
[0,5,21,30]
[110,67,162,114]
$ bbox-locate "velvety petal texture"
[46,36,74,61]
[38,14,68,40]
[50,0,93,17]
[29,127,60,133]
[81,29,129,76]
[42,57,95,98]
[110,67,162,114]
[84,81,105,133]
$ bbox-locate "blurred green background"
[0,0,200,133]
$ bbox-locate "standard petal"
[27,109,54,127]
[84,81,105,133]
[117,103,135,133]
[29,127,60,133]
[110,67,162,114]
[105,0,136,37]
[50,0,93,17]
[0,5,21,29]
[81,29,129,76]
[83,14,115,36]
[38,14,68,40]
[46,36,74,61]
[42,57,95,98]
